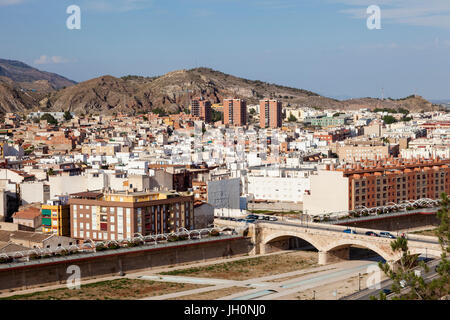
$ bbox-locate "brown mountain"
[0,59,76,90]
[40,68,335,115]
[0,63,441,115]
[0,79,47,114]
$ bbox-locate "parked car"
[263,216,271,221]
[245,219,256,224]
[381,288,392,295]
[237,219,246,222]
[257,215,265,220]
[269,217,278,221]
[246,215,258,220]
[365,231,379,237]
[379,232,396,239]
[343,229,357,234]
[230,218,237,222]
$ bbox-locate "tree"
[376,236,429,300]
[288,114,298,122]
[40,113,58,126]
[63,111,73,121]
[211,109,223,122]
[375,193,450,300]
[152,107,167,116]
[382,115,397,125]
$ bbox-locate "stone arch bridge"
[216,219,442,265]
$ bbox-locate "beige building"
[364,122,384,137]
[81,143,120,156]
[303,169,349,215]
[337,143,399,162]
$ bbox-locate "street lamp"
[358,273,362,292]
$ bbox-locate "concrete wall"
[194,203,214,229]
[339,213,440,231]
[207,178,241,210]
[0,237,252,293]
[20,182,49,205]
[248,202,303,212]
[49,175,87,199]
[303,170,349,215]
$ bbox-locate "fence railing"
[0,227,238,265]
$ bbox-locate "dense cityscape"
[0,0,449,308]
[0,97,448,300]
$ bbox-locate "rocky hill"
[0,80,47,114]
[0,61,441,115]
[0,59,76,90]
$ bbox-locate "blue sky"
[0,0,449,99]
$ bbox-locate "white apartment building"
[247,167,311,203]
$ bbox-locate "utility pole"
[358,273,362,291]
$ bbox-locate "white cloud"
[83,0,154,13]
[329,0,450,29]
[0,0,25,6]
[34,55,71,65]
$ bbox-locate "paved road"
[342,258,441,300]
[135,259,382,300]
[225,260,381,300]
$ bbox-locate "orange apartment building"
[68,190,194,241]
[223,99,247,126]
[304,157,450,215]
[191,98,212,123]
[259,99,282,128]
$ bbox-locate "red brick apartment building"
[68,190,194,242]
[259,99,282,128]
[223,99,247,126]
[191,98,212,123]
[304,157,450,215]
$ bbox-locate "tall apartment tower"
[223,99,247,126]
[260,99,282,128]
[191,98,212,123]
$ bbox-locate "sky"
[0,0,449,100]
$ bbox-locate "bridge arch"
[321,238,397,263]
[262,231,324,253]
